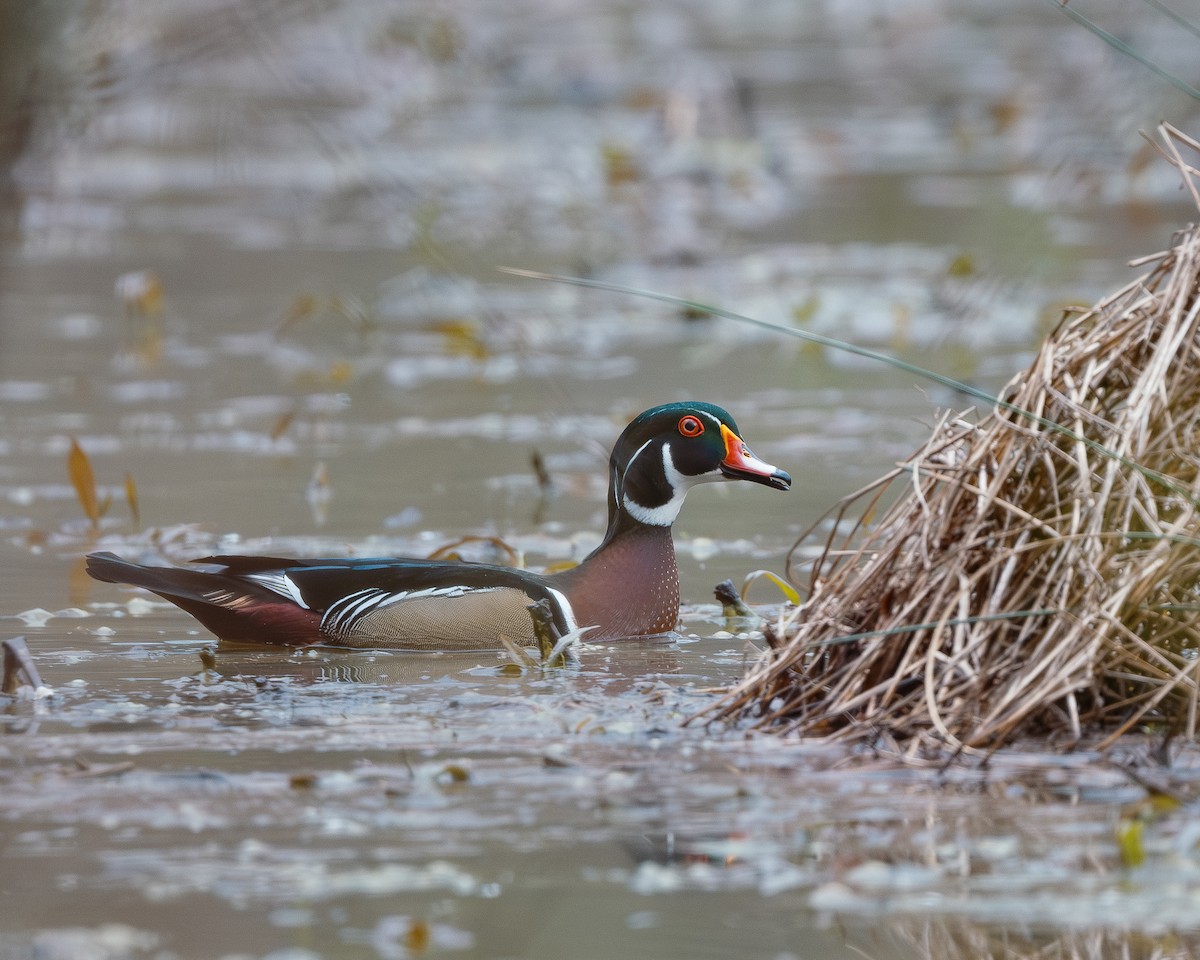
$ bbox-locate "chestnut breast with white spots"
[555,524,680,640]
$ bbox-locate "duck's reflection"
[204,636,686,692]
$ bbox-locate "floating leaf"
[741,569,801,606]
[601,142,639,185]
[277,293,318,335]
[405,918,431,954]
[791,294,820,325]
[498,633,539,671]
[68,437,100,528]
[1116,817,1145,868]
[271,409,297,441]
[115,270,163,317]
[531,450,553,493]
[431,318,487,359]
[947,252,976,278]
[124,472,140,529]
[427,535,521,567]
[66,757,135,779]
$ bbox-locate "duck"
[85,401,790,649]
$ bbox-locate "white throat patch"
[622,442,720,526]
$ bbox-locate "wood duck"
[86,401,790,649]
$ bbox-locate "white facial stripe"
[620,412,735,526]
[698,409,724,432]
[623,443,704,526]
[622,436,656,477]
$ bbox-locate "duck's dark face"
[609,401,791,527]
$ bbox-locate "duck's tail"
[85,551,322,645]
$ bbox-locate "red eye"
[678,415,704,437]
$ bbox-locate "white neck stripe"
[623,442,721,526]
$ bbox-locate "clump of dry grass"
[719,124,1200,755]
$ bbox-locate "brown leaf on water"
[115,270,163,318]
[601,142,639,185]
[124,472,140,529]
[66,756,136,779]
[405,918,430,954]
[277,293,318,335]
[271,409,297,441]
[68,437,100,528]
[531,449,553,493]
[427,535,521,567]
[431,318,487,359]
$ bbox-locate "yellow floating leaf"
[791,294,820,325]
[124,472,140,530]
[741,569,801,606]
[947,252,975,278]
[1116,817,1145,868]
[68,437,100,528]
[115,270,163,317]
[431,319,487,359]
[601,142,639,185]
[1147,791,1181,815]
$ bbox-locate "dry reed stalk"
[718,123,1200,753]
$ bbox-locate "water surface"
[4,2,1200,957]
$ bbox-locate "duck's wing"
[87,552,576,649]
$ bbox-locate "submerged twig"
[2,636,43,694]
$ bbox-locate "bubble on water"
[15,608,54,627]
[53,313,103,339]
[126,597,156,616]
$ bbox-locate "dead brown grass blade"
[67,437,101,529]
[715,123,1200,753]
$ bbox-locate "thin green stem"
[500,268,1194,506]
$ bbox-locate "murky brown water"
[5,2,1200,958]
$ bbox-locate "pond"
[4,1,1200,958]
